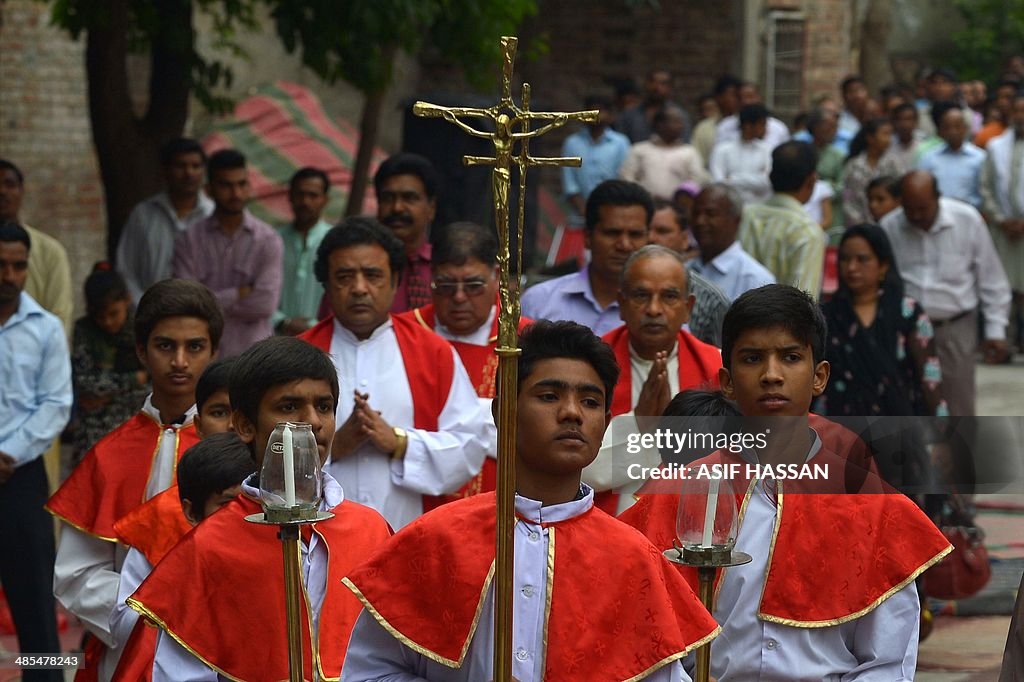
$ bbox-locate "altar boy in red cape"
[299,217,493,530]
[399,221,532,509]
[341,321,720,681]
[620,285,952,680]
[112,432,252,681]
[587,245,722,515]
[128,336,391,681]
[47,279,222,681]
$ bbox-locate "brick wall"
[0,0,106,316]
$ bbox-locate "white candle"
[283,425,296,507]
[702,477,719,548]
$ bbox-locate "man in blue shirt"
[560,95,630,226]
[0,221,71,680]
[917,102,986,209]
[522,180,652,336]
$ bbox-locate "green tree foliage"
[951,0,1024,81]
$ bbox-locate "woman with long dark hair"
[820,224,948,417]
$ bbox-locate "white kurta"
[582,342,681,514]
[325,318,494,530]
[151,474,344,681]
[52,395,196,682]
[702,435,920,680]
[340,486,689,682]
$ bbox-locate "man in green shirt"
[739,141,825,299]
[274,167,332,335]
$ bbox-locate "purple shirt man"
[172,149,283,357]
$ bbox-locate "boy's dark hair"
[84,262,129,315]
[841,74,865,95]
[0,220,30,250]
[0,159,24,185]
[517,320,620,407]
[228,336,339,427]
[196,358,235,413]
[373,153,440,200]
[662,389,741,418]
[159,138,205,167]
[585,179,654,234]
[206,149,247,183]
[177,432,254,520]
[713,75,742,96]
[289,166,330,194]
[721,284,826,371]
[314,217,406,285]
[134,279,223,350]
[739,103,769,126]
[890,102,918,120]
[583,93,613,110]
[867,174,901,199]
[432,221,498,268]
[652,198,687,230]
[769,141,818,193]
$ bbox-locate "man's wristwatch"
[391,427,408,460]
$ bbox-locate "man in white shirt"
[713,82,790,152]
[116,138,213,303]
[881,170,1012,416]
[709,104,773,205]
[299,217,493,529]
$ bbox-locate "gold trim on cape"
[538,525,555,676]
[311,524,341,682]
[126,597,248,682]
[622,624,722,682]
[43,506,119,543]
[755,480,785,615]
[758,543,952,627]
[412,307,432,331]
[712,476,758,606]
[341,560,496,669]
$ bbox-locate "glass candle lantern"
[259,422,322,522]
[675,474,739,564]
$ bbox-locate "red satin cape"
[128,494,391,681]
[344,492,720,680]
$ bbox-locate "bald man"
[880,170,1011,415]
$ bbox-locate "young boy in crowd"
[340,321,719,681]
[47,279,222,680]
[128,336,391,681]
[622,285,950,680]
[112,433,254,680]
[107,359,239,676]
[866,174,902,222]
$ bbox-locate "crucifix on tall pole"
[413,36,597,682]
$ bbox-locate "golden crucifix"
[413,36,596,682]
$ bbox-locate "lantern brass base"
[663,546,752,569]
[244,510,334,525]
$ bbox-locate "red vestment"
[619,441,951,626]
[128,493,390,681]
[596,325,722,513]
[47,412,199,541]
[300,315,466,513]
[344,492,720,680]
[399,303,532,508]
[108,487,194,682]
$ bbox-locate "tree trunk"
[859,0,892,93]
[88,0,193,260]
[346,88,386,217]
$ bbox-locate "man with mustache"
[299,218,493,530]
[584,245,722,514]
[0,221,71,682]
[374,153,440,313]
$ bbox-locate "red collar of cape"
[113,486,193,567]
[46,411,199,541]
[594,325,722,514]
[601,324,723,416]
[128,493,391,682]
[618,431,952,626]
[343,492,720,680]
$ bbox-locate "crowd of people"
[0,61,1022,681]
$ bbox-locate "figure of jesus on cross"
[413,35,597,682]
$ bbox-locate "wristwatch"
[391,427,408,460]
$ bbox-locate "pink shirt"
[172,211,283,357]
